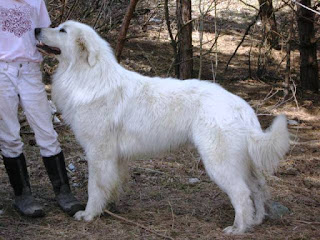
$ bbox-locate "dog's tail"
[248,115,290,175]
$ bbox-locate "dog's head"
[35,20,99,67]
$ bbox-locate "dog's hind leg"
[74,148,120,221]
[203,157,255,234]
[247,169,269,225]
[195,132,255,234]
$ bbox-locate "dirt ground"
[0,1,320,239]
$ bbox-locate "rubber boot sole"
[13,204,45,218]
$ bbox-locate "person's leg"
[0,64,23,158]
[0,62,44,217]
[18,63,84,216]
[18,63,60,157]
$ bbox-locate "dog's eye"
[59,28,66,33]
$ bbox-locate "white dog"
[35,20,290,234]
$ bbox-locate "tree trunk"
[284,9,294,98]
[176,0,193,79]
[297,0,319,92]
[258,0,279,49]
[115,0,139,62]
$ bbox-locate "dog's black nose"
[35,28,41,36]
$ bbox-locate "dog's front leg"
[75,148,119,221]
[74,169,105,221]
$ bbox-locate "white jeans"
[0,61,61,158]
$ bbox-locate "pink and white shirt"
[0,0,51,62]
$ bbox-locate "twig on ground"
[133,167,166,175]
[295,220,320,225]
[104,209,174,240]
[168,201,175,230]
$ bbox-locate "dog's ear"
[76,32,99,67]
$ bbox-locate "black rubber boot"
[3,154,44,217]
[43,151,84,216]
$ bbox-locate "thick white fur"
[37,21,290,234]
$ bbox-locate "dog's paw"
[223,225,246,235]
[74,210,94,222]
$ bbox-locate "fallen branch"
[133,166,166,175]
[295,220,320,225]
[104,209,174,240]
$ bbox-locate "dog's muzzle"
[35,28,61,55]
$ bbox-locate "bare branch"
[115,0,140,62]
[239,0,259,11]
[224,10,261,72]
[104,209,174,240]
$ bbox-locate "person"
[0,0,84,217]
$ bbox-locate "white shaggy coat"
[36,20,290,234]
